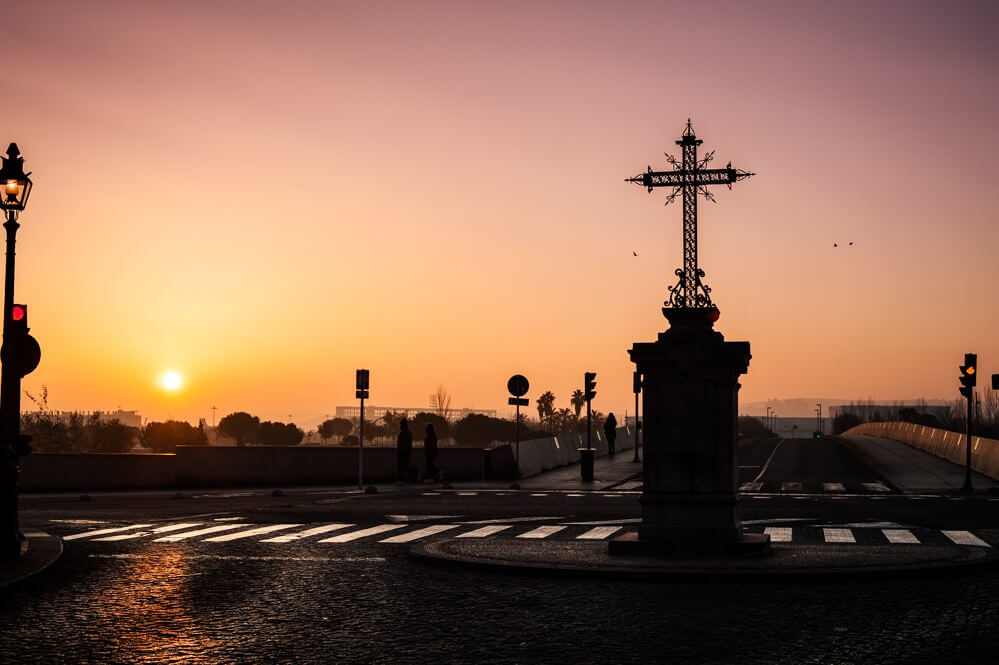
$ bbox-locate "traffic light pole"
[358,395,365,490]
[633,386,640,463]
[0,211,24,558]
[963,392,973,491]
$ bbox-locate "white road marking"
[154,524,251,542]
[764,527,792,542]
[456,525,512,538]
[752,436,785,483]
[822,483,846,492]
[456,492,478,496]
[602,494,623,497]
[530,493,548,497]
[883,529,920,544]
[751,496,772,500]
[259,524,354,543]
[93,523,203,542]
[576,526,621,540]
[942,530,991,547]
[566,493,585,497]
[823,528,856,543]
[201,524,302,542]
[64,524,153,541]
[781,482,802,492]
[379,524,461,543]
[862,482,891,493]
[517,525,567,539]
[422,493,440,496]
[740,482,763,492]
[318,524,407,543]
[616,481,642,490]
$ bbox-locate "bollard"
[579,448,595,482]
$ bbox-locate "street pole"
[358,394,364,490]
[515,402,520,468]
[963,390,973,491]
[586,396,592,449]
[0,210,21,557]
[633,371,641,463]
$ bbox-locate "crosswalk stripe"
[862,482,891,493]
[64,524,153,541]
[154,524,252,542]
[379,524,461,543]
[530,493,548,497]
[764,527,792,542]
[822,483,845,492]
[456,525,512,538]
[781,481,802,492]
[739,482,763,492]
[882,529,920,544]
[93,523,203,542]
[260,524,354,543]
[942,530,991,547]
[517,525,567,539]
[617,481,642,490]
[576,526,621,540]
[823,528,855,543]
[456,492,478,496]
[318,524,407,543]
[201,524,303,543]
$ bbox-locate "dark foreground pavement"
[1,435,998,664]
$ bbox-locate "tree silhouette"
[536,391,556,427]
[142,420,199,453]
[570,389,585,419]
[318,417,352,444]
[218,411,259,446]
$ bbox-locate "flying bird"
[833,243,838,247]
[849,242,854,245]
[633,251,638,256]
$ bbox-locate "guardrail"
[844,421,999,480]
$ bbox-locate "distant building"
[829,404,950,423]
[334,405,496,422]
[44,409,143,428]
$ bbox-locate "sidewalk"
[0,530,62,590]
[518,450,642,491]
[838,435,999,493]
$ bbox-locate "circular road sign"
[507,374,529,397]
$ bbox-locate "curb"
[0,530,63,590]
[409,540,999,584]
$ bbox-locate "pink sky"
[2,1,997,426]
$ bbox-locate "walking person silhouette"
[604,412,618,455]
[396,418,415,483]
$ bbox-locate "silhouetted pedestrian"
[423,423,440,482]
[604,412,618,455]
[397,418,414,483]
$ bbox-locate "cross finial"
[682,119,695,138]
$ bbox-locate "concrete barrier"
[20,445,489,492]
[486,427,637,480]
[20,453,176,492]
[844,421,999,480]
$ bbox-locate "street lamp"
[0,142,35,560]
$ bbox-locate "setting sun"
[160,370,183,392]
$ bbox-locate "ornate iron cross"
[627,120,753,309]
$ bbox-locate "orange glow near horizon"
[4,1,999,427]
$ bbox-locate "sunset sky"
[3,1,997,426]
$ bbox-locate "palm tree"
[570,389,585,420]
[536,391,556,427]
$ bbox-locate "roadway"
[2,436,997,664]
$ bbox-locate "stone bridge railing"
[844,421,999,480]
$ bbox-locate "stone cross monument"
[611,121,768,556]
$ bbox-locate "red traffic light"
[11,304,25,322]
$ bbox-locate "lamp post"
[766,406,772,434]
[0,143,35,560]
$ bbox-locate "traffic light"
[1,303,40,378]
[584,372,597,401]
[959,353,977,399]
[993,374,999,390]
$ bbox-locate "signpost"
[507,374,529,471]
[633,371,642,463]
[356,369,369,490]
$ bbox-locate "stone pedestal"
[609,307,769,557]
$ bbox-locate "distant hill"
[741,397,951,418]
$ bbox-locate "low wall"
[845,421,999,480]
[486,426,637,480]
[20,445,488,492]
[20,453,176,492]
